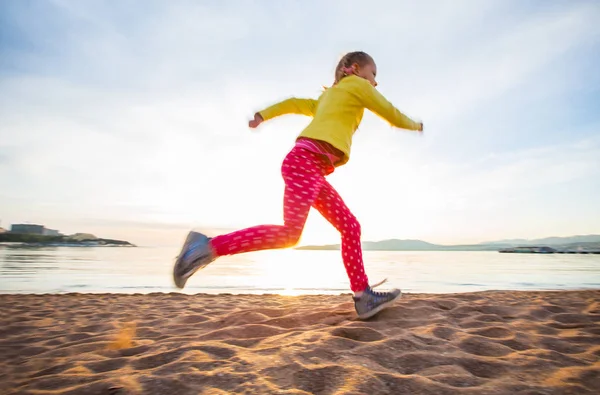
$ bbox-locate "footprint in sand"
[330,327,384,342]
[470,326,512,339]
[85,358,129,373]
[459,336,515,357]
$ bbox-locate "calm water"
[1,245,599,295]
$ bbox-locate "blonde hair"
[333,51,374,85]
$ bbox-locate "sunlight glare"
[250,249,348,294]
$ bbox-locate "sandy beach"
[1,290,599,395]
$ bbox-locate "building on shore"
[9,224,62,236]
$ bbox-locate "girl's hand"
[417,122,424,132]
[249,113,264,129]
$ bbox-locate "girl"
[173,51,423,319]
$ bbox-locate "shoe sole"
[173,254,189,289]
[173,253,213,289]
[173,231,213,289]
[357,291,402,320]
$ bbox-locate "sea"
[1,245,599,295]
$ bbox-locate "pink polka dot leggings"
[210,146,369,292]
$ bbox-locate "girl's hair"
[334,51,374,85]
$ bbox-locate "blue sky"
[1,0,599,247]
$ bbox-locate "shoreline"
[2,286,599,296]
[2,290,599,394]
[2,287,600,295]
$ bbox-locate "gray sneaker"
[353,284,402,320]
[173,231,216,289]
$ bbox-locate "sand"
[1,290,599,395]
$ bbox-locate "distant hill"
[296,235,600,252]
[296,239,497,251]
[363,239,439,251]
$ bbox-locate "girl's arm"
[250,98,318,128]
[353,79,423,132]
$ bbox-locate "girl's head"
[334,51,377,87]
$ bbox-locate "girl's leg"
[312,179,369,293]
[311,179,402,319]
[210,147,326,256]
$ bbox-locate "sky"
[1,0,599,247]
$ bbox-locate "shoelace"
[370,278,387,288]
[367,278,391,297]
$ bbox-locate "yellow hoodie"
[258,75,421,166]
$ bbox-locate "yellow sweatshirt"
[258,75,421,166]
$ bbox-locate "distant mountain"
[364,239,438,251]
[296,235,600,252]
[296,239,497,251]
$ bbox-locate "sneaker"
[353,283,402,320]
[173,231,216,289]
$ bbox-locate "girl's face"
[355,61,378,87]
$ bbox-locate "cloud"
[1,0,599,245]
[385,1,600,122]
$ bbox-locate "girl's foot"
[353,285,402,320]
[173,231,215,289]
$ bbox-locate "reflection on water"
[0,245,599,295]
[1,246,99,276]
